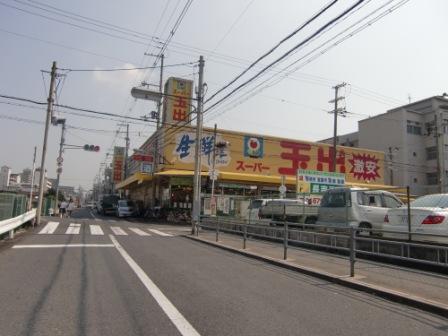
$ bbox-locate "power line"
[205,0,339,104]
[0,93,157,124]
[0,1,153,46]
[204,0,366,114]
[204,0,407,123]
[57,62,195,72]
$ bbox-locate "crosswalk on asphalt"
[38,222,174,237]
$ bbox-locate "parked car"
[316,187,403,231]
[99,194,120,215]
[259,199,318,224]
[246,199,274,223]
[116,200,136,218]
[384,193,448,243]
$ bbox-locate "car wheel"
[358,222,372,236]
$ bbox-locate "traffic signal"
[84,144,100,152]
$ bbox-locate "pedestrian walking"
[67,199,75,218]
[59,200,68,218]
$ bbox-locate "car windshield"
[410,194,448,208]
[118,200,132,207]
[250,200,264,209]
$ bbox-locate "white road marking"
[148,229,173,237]
[38,221,59,234]
[90,225,104,235]
[108,219,117,222]
[13,244,114,249]
[111,227,128,236]
[109,235,200,336]
[129,228,151,236]
[66,223,81,234]
[94,218,101,222]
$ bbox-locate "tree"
[45,188,65,202]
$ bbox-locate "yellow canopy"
[155,169,208,176]
[115,172,152,190]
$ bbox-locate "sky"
[0,0,447,190]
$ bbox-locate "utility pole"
[434,114,443,193]
[192,55,205,235]
[54,119,66,213]
[36,61,57,226]
[29,146,37,212]
[152,53,164,206]
[211,123,218,199]
[329,83,346,172]
[388,147,394,186]
[124,123,130,179]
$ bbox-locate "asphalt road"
[0,208,447,336]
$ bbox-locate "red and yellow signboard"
[162,126,385,185]
[163,77,193,124]
[113,146,125,183]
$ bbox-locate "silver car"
[316,187,403,231]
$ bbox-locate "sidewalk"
[186,230,448,318]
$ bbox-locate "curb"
[183,235,448,319]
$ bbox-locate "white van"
[316,187,403,231]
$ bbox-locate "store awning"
[155,169,208,176]
[115,172,152,190]
[218,172,297,185]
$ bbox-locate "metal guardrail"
[0,209,36,239]
[198,216,448,277]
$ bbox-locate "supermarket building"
[115,77,387,216]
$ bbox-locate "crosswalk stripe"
[66,223,81,235]
[89,225,104,235]
[110,227,127,236]
[148,229,173,237]
[129,228,151,236]
[39,221,59,234]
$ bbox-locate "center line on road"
[109,235,200,336]
[90,225,104,235]
[13,244,114,249]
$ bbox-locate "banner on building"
[163,77,193,125]
[163,126,385,185]
[113,146,125,183]
[297,169,345,193]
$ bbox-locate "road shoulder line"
[109,235,200,336]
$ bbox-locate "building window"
[413,177,418,183]
[426,172,438,185]
[444,119,448,134]
[407,120,421,135]
[426,146,437,160]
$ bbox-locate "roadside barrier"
[0,209,36,239]
[199,216,448,277]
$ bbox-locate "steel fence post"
[283,222,288,260]
[9,229,14,239]
[349,226,356,277]
[243,223,247,249]
[215,216,219,242]
[406,186,412,242]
